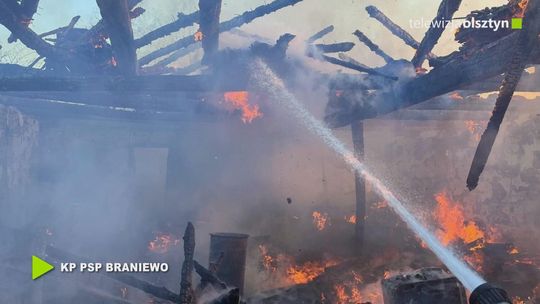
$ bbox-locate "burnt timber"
[325,30,540,128]
[138,0,304,66]
[466,0,540,190]
[0,75,247,92]
[96,0,137,75]
[198,0,222,63]
[411,0,462,68]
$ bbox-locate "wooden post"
[198,0,222,64]
[351,120,366,244]
[96,0,138,76]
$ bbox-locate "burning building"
[0,0,540,303]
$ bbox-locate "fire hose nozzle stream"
[469,283,512,304]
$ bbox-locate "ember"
[449,92,464,101]
[464,120,487,142]
[258,245,279,272]
[515,0,530,17]
[344,214,356,224]
[194,30,204,41]
[312,211,330,231]
[373,201,388,209]
[148,233,180,254]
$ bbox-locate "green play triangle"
[32,255,54,280]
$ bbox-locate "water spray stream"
[249,59,486,292]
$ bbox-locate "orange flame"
[434,192,485,246]
[287,259,339,284]
[223,91,263,123]
[258,244,341,286]
[332,276,382,304]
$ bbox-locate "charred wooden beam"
[135,12,198,48]
[402,32,538,108]
[153,43,201,68]
[27,55,43,68]
[130,6,145,19]
[0,0,66,60]
[466,0,540,191]
[366,5,420,49]
[307,25,334,43]
[411,0,462,68]
[199,0,222,63]
[38,16,80,38]
[83,0,143,48]
[0,93,213,122]
[96,0,138,75]
[139,0,304,66]
[321,55,398,80]
[142,61,202,76]
[19,0,39,19]
[6,0,40,43]
[28,15,80,68]
[314,42,355,53]
[112,274,180,303]
[1,0,22,14]
[229,28,273,44]
[324,29,540,127]
[180,222,196,304]
[0,75,247,92]
[353,30,394,63]
[366,5,436,59]
[194,260,227,290]
[337,53,372,71]
[464,71,540,92]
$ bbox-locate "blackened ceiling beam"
[411,0,462,68]
[138,0,304,66]
[0,75,247,92]
[466,0,540,190]
[96,0,137,76]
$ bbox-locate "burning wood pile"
[241,192,539,303]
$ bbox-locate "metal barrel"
[209,233,249,294]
